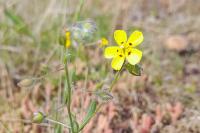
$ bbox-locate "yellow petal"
[104,46,123,58]
[125,30,143,48]
[114,30,127,46]
[125,48,142,65]
[65,31,71,48]
[111,55,125,70]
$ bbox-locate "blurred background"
[0,0,200,132]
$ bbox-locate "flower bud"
[98,38,108,47]
[65,31,71,48]
[32,112,45,123]
[17,78,34,88]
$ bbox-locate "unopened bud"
[65,31,71,48]
[17,78,34,88]
[32,112,45,123]
[98,38,108,47]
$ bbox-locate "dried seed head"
[70,19,97,43]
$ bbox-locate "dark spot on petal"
[128,52,131,55]
[129,43,132,46]
[121,42,124,44]
[117,49,119,52]
[119,54,123,57]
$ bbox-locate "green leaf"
[95,82,104,91]
[95,89,113,102]
[54,124,63,133]
[125,63,142,76]
[72,120,79,133]
[4,9,32,36]
[79,100,97,131]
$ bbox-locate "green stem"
[64,54,75,133]
[79,67,123,131]
[96,67,124,111]
[108,67,123,92]
[46,118,71,129]
[92,67,123,121]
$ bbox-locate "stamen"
[119,54,123,57]
[128,51,131,55]
[129,43,132,46]
[120,45,124,49]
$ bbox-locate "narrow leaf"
[54,124,63,133]
[72,120,79,133]
[4,9,31,36]
[95,89,113,102]
[79,100,97,131]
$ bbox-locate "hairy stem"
[79,67,123,131]
[64,52,75,133]
[46,118,71,129]
[108,67,123,92]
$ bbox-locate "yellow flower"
[104,30,143,70]
[65,31,71,48]
[99,38,108,47]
